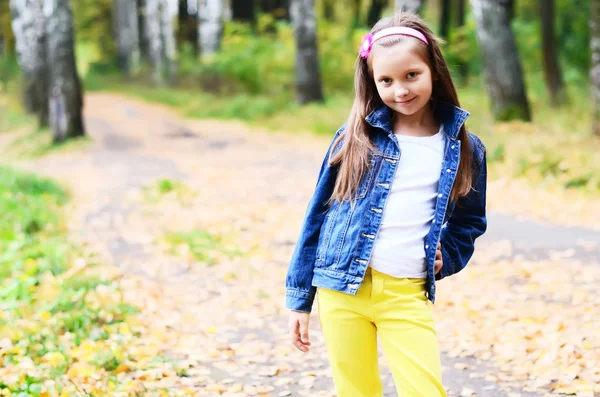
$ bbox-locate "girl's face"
[371,40,434,119]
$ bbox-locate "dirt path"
[8,93,600,397]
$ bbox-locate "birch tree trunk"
[145,0,163,82]
[471,0,531,121]
[591,0,600,135]
[159,0,177,83]
[44,0,85,141]
[395,0,422,14]
[9,0,49,126]
[290,0,323,104]
[113,0,141,76]
[540,0,565,107]
[198,0,223,56]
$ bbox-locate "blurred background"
[1,0,599,195]
[1,1,600,396]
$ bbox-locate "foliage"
[0,167,145,395]
[163,229,242,266]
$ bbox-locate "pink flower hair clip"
[359,27,429,59]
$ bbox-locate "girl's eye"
[380,78,392,84]
[407,72,418,80]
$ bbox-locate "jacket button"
[425,244,429,249]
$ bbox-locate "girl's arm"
[285,126,345,313]
[436,135,487,280]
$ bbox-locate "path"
[10,93,600,397]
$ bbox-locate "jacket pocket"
[356,154,379,199]
[315,203,340,266]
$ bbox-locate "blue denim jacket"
[285,102,487,313]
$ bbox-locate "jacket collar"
[364,101,470,141]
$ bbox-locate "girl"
[286,12,487,397]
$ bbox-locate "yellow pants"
[317,267,446,397]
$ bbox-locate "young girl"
[285,12,487,397]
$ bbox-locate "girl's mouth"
[395,97,417,106]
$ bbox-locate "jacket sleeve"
[436,136,487,281]
[285,126,344,313]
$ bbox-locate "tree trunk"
[367,0,386,27]
[177,0,199,56]
[540,0,565,107]
[322,0,334,20]
[439,0,451,39]
[591,0,600,135]
[290,0,323,104]
[457,0,468,82]
[199,0,224,56]
[137,0,149,61]
[231,0,255,23]
[471,0,531,121]
[145,0,164,82]
[44,0,85,141]
[9,0,49,126]
[145,0,176,83]
[395,0,422,14]
[159,0,177,83]
[113,0,141,76]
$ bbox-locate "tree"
[9,0,49,126]
[471,0,531,121]
[367,0,386,27]
[456,0,468,82]
[395,0,423,14]
[439,0,450,39]
[199,0,224,56]
[290,0,323,104]
[592,0,600,135]
[322,0,334,20]
[145,0,176,83]
[177,0,199,56]
[540,0,566,107]
[44,0,85,141]
[113,0,141,75]
[231,0,255,23]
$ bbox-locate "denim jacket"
[285,102,487,313]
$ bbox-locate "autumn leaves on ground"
[0,93,599,397]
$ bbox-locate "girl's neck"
[392,104,439,137]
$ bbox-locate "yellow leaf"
[118,323,131,336]
[42,351,66,367]
[40,311,52,322]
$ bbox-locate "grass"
[0,166,146,395]
[142,178,197,205]
[163,229,242,266]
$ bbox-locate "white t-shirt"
[369,126,445,279]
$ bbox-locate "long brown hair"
[328,12,472,204]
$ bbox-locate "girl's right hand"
[288,310,311,353]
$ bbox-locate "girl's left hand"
[435,242,443,275]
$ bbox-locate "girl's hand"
[288,310,311,353]
[435,242,443,275]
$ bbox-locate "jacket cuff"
[286,288,315,313]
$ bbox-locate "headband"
[359,27,429,59]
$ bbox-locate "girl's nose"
[395,86,409,98]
